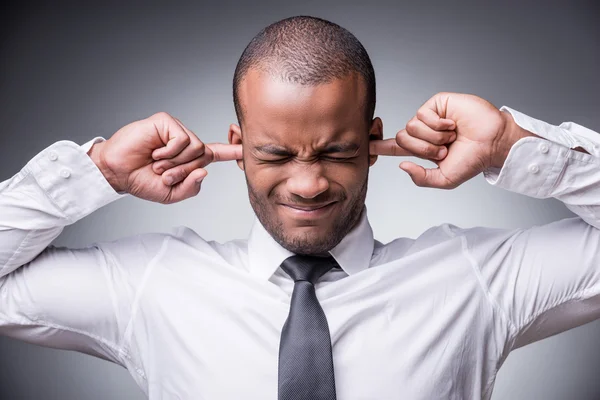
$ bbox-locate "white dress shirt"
[1,106,599,400]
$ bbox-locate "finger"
[159,142,242,185]
[206,143,243,162]
[153,143,208,175]
[395,129,448,160]
[161,154,212,186]
[406,117,456,145]
[417,93,455,131]
[150,116,191,160]
[416,106,456,131]
[172,117,204,148]
[152,121,207,174]
[164,168,208,204]
[369,138,414,157]
[399,161,456,189]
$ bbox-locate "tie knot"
[280,254,338,284]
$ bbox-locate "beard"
[245,172,368,255]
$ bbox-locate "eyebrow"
[254,142,360,156]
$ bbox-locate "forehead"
[237,69,368,145]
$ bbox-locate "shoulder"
[372,223,518,265]
[93,225,247,265]
[159,225,249,266]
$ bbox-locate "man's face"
[230,69,382,255]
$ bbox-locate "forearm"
[0,140,126,276]
[490,111,538,169]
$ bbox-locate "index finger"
[206,143,243,162]
[370,138,414,157]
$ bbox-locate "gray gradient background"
[1,1,599,399]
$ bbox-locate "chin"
[276,226,341,255]
[249,192,362,255]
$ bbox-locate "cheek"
[323,163,367,189]
[245,164,286,194]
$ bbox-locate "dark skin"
[228,69,383,254]
[90,69,568,252]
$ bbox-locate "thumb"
[167,168,208,203]
[399,161,454,189]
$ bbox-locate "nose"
[285,162,330,199]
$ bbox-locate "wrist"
[87,141,123,193]
[490,110,537,169]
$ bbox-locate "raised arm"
[371,91,600,348]
[470,106,600,348]
[0,112,241,365]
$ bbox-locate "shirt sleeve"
[453,107,600,350]
[483,106,600,229]
[0,139,164,372]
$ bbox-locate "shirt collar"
[247,206,374,280]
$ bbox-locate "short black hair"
[232,15,376,126]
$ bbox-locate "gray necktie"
[278,254,337,400]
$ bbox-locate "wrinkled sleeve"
[0,138,164,370]
[455,108,600,349]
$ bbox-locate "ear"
[228,123,244,171]
[368,117,383,167]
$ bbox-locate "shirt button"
[528,163,540,174]
[539,143,549,154]
[48,151,58,161]
[60,169,71,179]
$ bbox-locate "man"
[1,15,599,400]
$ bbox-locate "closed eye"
[321,155,356,162]
[257,155,357,163]
[257,157,292,164]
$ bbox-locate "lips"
[283,202,336,211]
[278,201,338,220]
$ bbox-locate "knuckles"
[150,111,172,121]
[190,140,206,155]
[395,129,408,143]
[416,108,428,122]
[405,117,419,133]
[180,133,192,147]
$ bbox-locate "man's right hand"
[87,112,242,204]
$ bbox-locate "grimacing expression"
[229,69,383,255]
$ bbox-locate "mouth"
[279,201,338,219]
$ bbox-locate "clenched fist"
[88,112,242,204]
[370,92,536,189]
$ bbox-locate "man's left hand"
[370,92,536,189]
